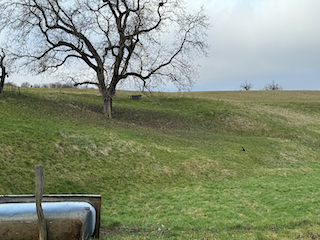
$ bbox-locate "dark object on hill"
[128,95,142,100]
[242,147,245,151]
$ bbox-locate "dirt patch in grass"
[303,230,320,240]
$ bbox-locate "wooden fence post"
[35,165,48,240]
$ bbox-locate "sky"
[187,0,320,91]
[4,0,320,91]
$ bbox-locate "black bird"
[242,147,245,151]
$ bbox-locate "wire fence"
[1,84,77,93]
[1,84,21,94]
[1,84,101,96]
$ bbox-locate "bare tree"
[240,81,253,91]
[0,0,209,117]
[264,81,283,91]
[21,82,31,87]
[0,48,9,94]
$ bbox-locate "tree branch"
[74,81,99,86]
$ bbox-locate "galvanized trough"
[128,94,142,100]
[0,194,101,240]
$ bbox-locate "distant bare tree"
[61,83,75,89]
[50,82,63,88]
[264,81,283,91]
[21,82,31,87]
[0,0,209,117]
[49,83,58,88]
[0,48,9,94]
[4,81,15,86]
[240,81,253,91]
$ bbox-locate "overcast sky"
[187,0,320,91]
[6,0,320,91]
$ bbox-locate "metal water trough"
[128,95,142,100]
[0,194,101,240]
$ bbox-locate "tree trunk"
[95,66,113,118]
[0,66,6,94]
[103,94,112,118]
[100,85,114,118]
[96,65,117,118]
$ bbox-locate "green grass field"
[1,88,320,239]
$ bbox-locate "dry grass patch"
[182,91,320,104]
[220,169,236,177]
[221,114,267,131]
[162,166,176,177]
[251,105,320,126]
[181,157,221,178]
[181,207,208,219]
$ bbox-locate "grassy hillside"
[1,89,320,239]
